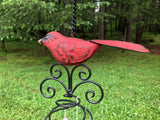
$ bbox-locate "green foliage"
[0,0,72,41]
[76,1,110,31]
[0,0,111,41]
[0,0,160,42]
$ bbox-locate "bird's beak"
[38,39,42,44]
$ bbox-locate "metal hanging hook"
[71,0,76,37]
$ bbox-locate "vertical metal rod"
[71,0,76,37]
[68,0,77,97]
[68,74,73,97]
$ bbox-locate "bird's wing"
[90,40,149,53]
[53,38,100,65]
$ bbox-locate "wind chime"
[39,1,104,120]
[39,0,149,120]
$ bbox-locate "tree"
[107,0,160,43]
[134,0,152,43]
[98,2,105,39]
[95,0,110,39]
[76,0,110,39]
[1,0,160,51]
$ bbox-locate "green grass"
[0,40,160,120]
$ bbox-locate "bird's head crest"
[38,31,64,44]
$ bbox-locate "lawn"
[0,40,160,120]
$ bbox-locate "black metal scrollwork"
[40,63,104,120]
[71,64,104,104]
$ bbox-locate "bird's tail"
[90,40,149,53]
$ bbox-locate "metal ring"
[56,99,80,108]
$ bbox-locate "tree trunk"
[157,24,160,33]
[125,16,132,42]
[110,20,113,36]
[99,18,104,39]
[115,2,118,32]
[118,3,125,35]
[92,0,97,38]
[104,21,107,39]
[2,40,7,52]
[135,23,143,43]
[98,4,105,39]
[118,16,126,35]
[154,24,157,35]
[115,18,118,32]
[104,4,107,39]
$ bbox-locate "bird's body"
[39,31,149,66]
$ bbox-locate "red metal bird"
[38,31,149,66]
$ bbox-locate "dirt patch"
[147,45,160,55]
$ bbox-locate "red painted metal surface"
[39,31,149,66]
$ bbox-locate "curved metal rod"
[44,99,93,120]
[56,98,80,108]
[78,104,93,120]
[72,80,104,104]
[44,106,67,120]
[50,63,70,80]
[71,64,91,81]
[40,77,68,98]
[44,106,59,120]
[50,63,73,94]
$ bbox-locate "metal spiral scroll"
[40,63,104,120]
[71,64,104,104]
